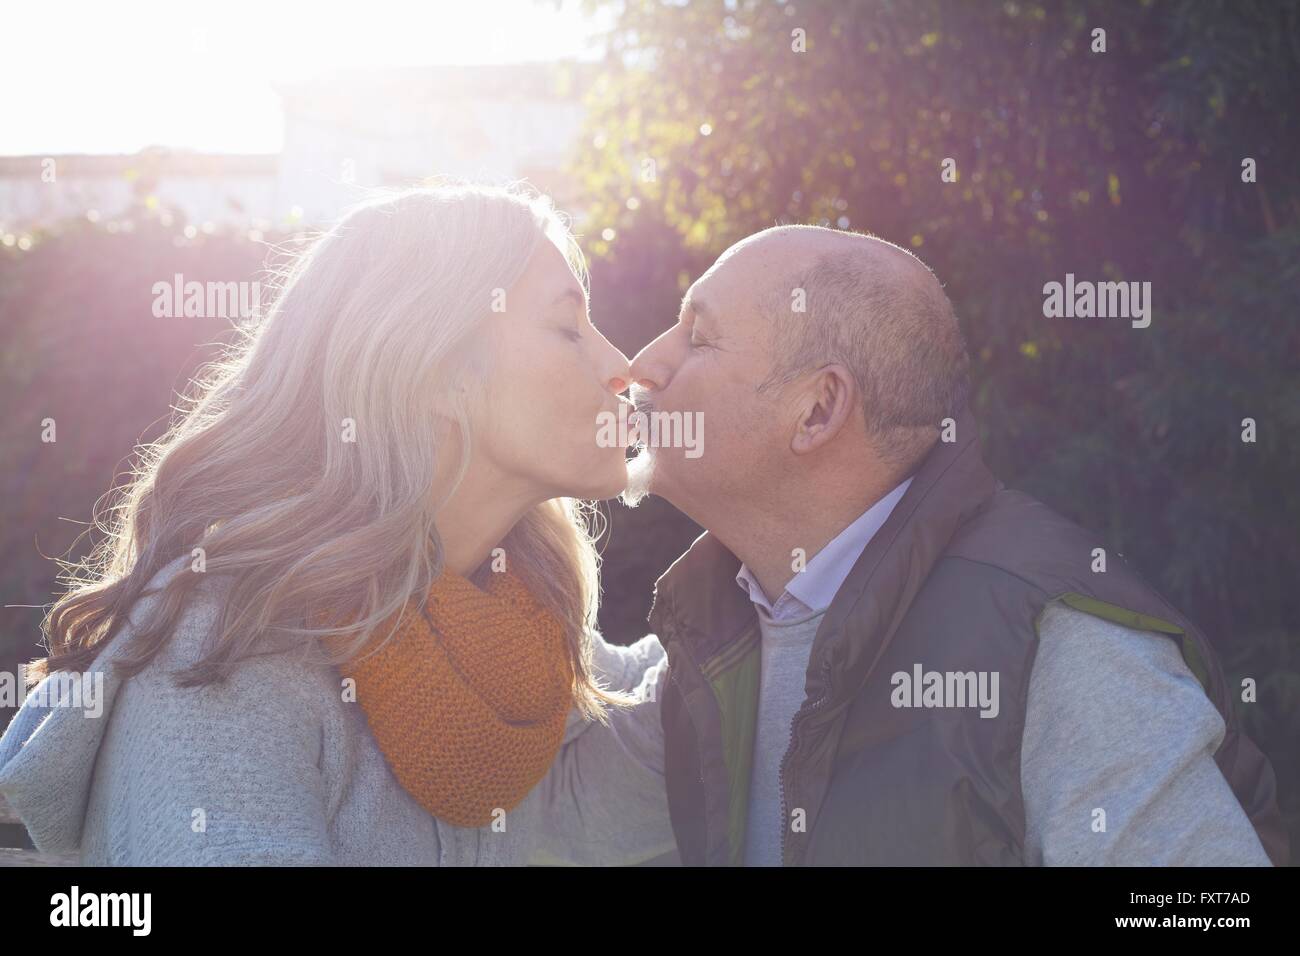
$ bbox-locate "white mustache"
[628,383,656,414]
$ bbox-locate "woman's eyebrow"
[550,288,586,310]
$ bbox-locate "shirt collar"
[735,477,913,621]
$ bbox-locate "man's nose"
[629,333,673,391]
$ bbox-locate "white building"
[0,62,591,233]
[0,151,279,231]
[276,63,590,224]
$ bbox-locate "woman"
[0,184,675,865]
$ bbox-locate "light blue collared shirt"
[734,477,913,622]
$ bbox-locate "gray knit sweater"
[0,557,675,865]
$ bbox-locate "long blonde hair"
[34,182,627,721]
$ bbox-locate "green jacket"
[649,410,1289,865]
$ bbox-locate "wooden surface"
[0,846,79,867]
[0,793,18,826]
[0,793,78,865]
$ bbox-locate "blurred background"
[1,0,1297,854]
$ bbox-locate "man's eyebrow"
[682,295,711,321]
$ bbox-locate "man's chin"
[619,447,657,508]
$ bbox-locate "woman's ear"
[431,335,489,421]
[790,363,857,455]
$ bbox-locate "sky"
[0,0,608,155]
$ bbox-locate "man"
[620,224,1287,866]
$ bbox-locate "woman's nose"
[606,351,632,394]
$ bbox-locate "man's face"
[627,245,789,518]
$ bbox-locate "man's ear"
[790,363,856,455]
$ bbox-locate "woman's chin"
[565,457,630,502]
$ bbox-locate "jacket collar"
[647,528,755,665]
[812,407,999,695]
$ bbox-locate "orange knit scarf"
[337,568,575,828]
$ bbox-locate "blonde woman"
[0,184,675,865]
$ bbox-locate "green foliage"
[0,218,274,677]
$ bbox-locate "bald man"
[619,225,1287,866]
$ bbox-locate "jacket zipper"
[778,657,833,866]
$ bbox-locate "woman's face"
[471,237,633,501]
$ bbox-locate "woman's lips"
[603,395,645,445]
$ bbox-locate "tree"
[571,0,1300,848]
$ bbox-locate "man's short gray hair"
[756,232,970,469]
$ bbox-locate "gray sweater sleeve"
[528,631,676,866]
[105,648,338,866]
[1022,600,1272,866]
